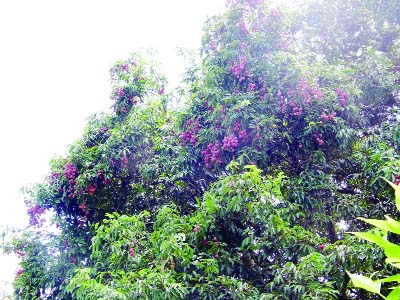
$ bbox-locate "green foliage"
[66,166,332,299]
[2,0,399,299]
[266,252,339,299]
[2,229,77,300]
[348,180,400,299]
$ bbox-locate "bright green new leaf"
[386,258,400,269]
[353,231,400,260]
[383,243,400,260]
[358,218,391,233]
[351,232,388,248]
[358,216,400,235]
[347,272,382,295]
[387,287,400,300]
[203,194,217,213]
[382,177,400,212]
[379,274,400,283]
[384,215,400,235]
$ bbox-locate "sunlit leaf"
[382,177,400,212]
[386,258,400,269]
[358,217,391,233]
[350,232,388,248]
[387,287,400,300]
[347,272,381,295]
[379,274,400,283]
[358,215,400,235]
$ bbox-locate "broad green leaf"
[358,216,400,235]
[347,272,381,295]
[203,194,217,213]
[351,232,388,248]
[358,217,391,233]
[382,242,400,260]
[354,232,400,260]
[379,274,400,283]
[386,258,400,269]
[384,215,400,235]
[382,177,400,212]
[387,287,400,300]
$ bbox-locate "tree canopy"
[2,0,400,299]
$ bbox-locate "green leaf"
[383,243,400,260]
[358,216,400,235]
[387,287,400,300]
[386,258,400,269]
[347,272,381,295]
[358,218,391,233]
[203,194,217,213]
[382,177,400,212]
[379,274,400,283]
[384,215,400,235]
[353,231,400,260]
[350,232,388,248]
[242,236,251,248]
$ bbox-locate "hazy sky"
[0,0,224,294]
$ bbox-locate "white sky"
[0,0,224,294]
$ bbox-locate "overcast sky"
[0,0,224,294]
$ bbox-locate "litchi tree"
[2,0,400,299]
